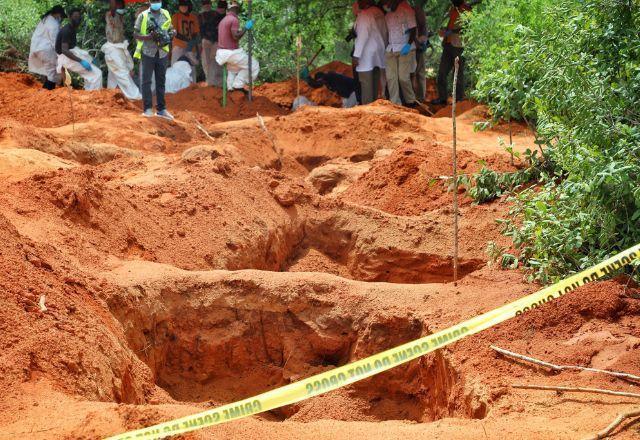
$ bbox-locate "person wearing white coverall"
[55,8,103,91]
[101,0,141,100]
[215,1,259,91]
[29,5,66,90]
[353,0,388,104]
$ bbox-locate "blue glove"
[400,43,412,56]
[245,19,254,30]
[80,60,93,71]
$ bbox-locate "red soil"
[1,67,637,440]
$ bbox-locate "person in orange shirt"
[172,0,200,81]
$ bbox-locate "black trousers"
[436,43,465,101]
[141,52,168,112]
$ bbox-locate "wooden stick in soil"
[247,0,253,102]
[452,56,460,286]
[296,35,302,98]
[583,408,640,440]
[491,345,640,382]
[512,384,640,399]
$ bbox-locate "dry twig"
[186,111,217,143]
[491,345,640,382]
[583,408,640,440]
[256,112,283,161]
[512,384,640,399]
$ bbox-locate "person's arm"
[61,41,82,62]
[231,17,246,40]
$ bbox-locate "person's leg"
[141,54,154,111]
[62,55,103,90]
[212,43,223,87]
[359,70,374,105]
[201,40,212,85]
[415,49,426,102]
[154,54,168,112]
[436,44,454,102]
[372,67,380,102]
[398,50,417,105]
[386,52,401,105]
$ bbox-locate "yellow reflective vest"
[134,9,172,59]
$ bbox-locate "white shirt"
[353,7,387,72]
[384,1,417,53]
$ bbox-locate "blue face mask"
[150,2,162,11]
[116,8,126,15]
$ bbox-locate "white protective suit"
[28,15,61,83]
[56,47,103,90]
[215,48,259,90]
[101,40,141,100]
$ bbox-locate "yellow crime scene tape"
[107,243,640,440]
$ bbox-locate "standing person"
[29,5,66,90]
[134,0,176,119]
[102,0,142,100]
[172,0,200,82]
[199,0,227,87]
[215,1,259,92]
[431,0,472,105]
[412,0,429,102]
[55,8,103,91]
[383,0,417,107]
[353,0,387,105]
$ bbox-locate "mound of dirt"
[0,73,137,128]
[0,157,307,272]
[266,103,431,169]
[165,84,287,125]
[433,100,480,118]
[0,213,158,405]
[339,139,515,216]
[255,61,353,108]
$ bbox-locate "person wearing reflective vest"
[134,0,176,120]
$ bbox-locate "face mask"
[150,2,162,11]
[116,8,126,15]
[71,18,82,27]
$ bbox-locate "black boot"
[43,80,56,90]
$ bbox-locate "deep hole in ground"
[105,276,488,423]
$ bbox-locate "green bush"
[466,0,640,283]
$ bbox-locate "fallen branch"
[512,384,640,399]
[186,111,217,143]
[491,345,640,382]
[256,113,283,162]
[583,408,640,440]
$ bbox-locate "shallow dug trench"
[104,267,488,423]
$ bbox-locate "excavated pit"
[104,272,488,423]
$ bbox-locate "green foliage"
[466,0,640,283]
[463,148,545,204]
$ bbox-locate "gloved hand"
[245,19,254,30]
[300,66,310,80]
[400,43,412,56]
[80,60,93,71]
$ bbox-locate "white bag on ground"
[163,60,193,94]
[56,47,103,90]
[28,15,61,83]
[101,40,141,100]
[215,48,259,90]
